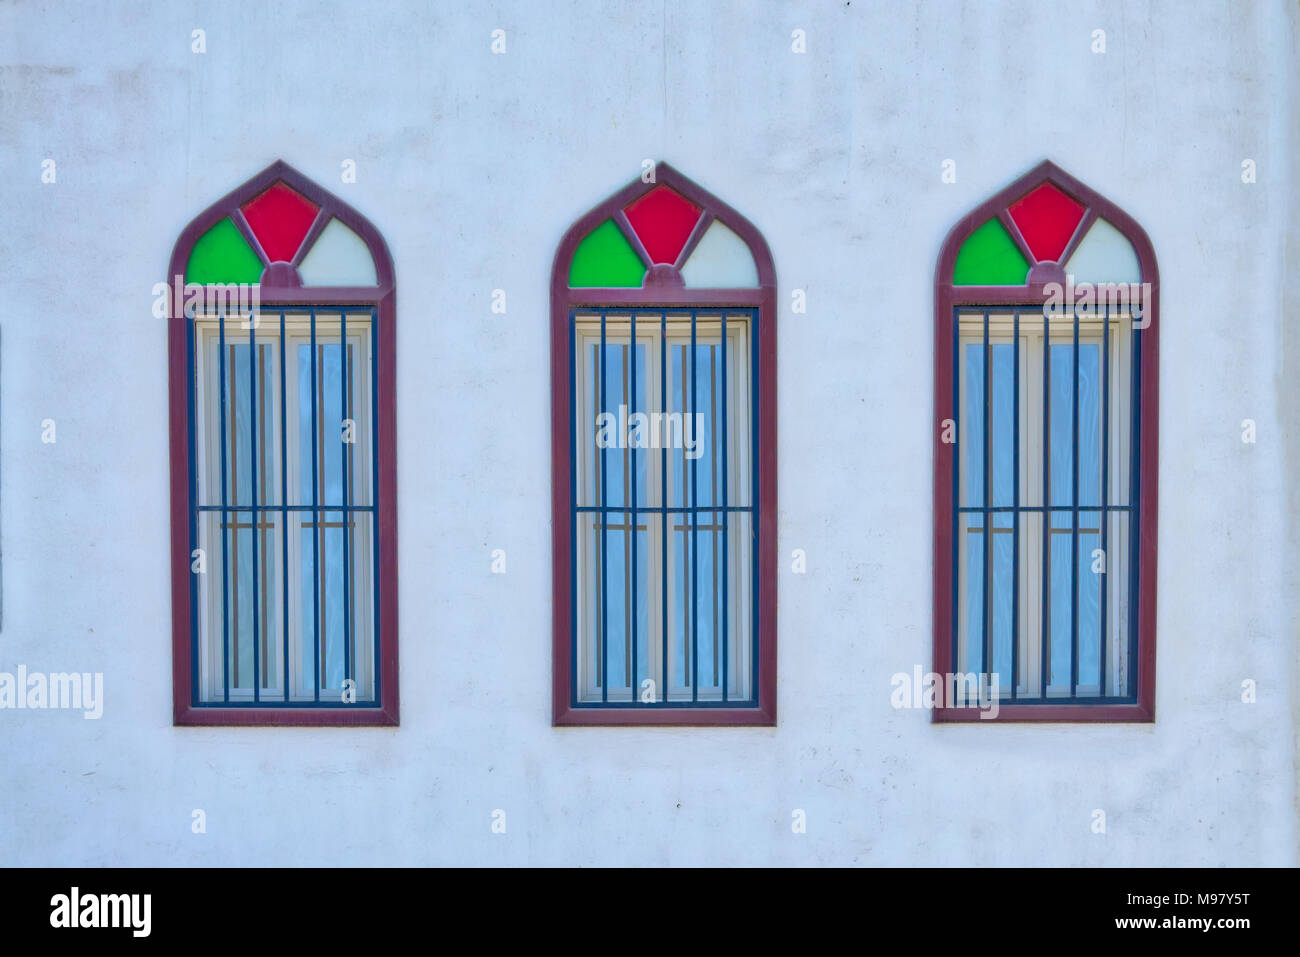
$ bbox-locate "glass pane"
[240,181,319,263]
[991,342,1015,507]
[575,511,648,704]
[989,512,1015,695]
[960,513,986,675]
[1047,512,1073,692]
[298,218,378,286]
[185,217,263,285]
[726,511,755,702]
[568,220,645,287]
[1007,182,1085,262]
[1049,343,1075,507]
[953,219,1029,285]
[622,185,701,264]
[197,510,224,702]
[679,221,759,287]
[1063,218,1141,285]
[1076,510,1102,696]
[962,342,985,507]
[1077,344,1101,507]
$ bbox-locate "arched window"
[551,165,776,725]
[169,161,397,725]
[934,161,1158,721]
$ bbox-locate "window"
[169,161,398,725]
[551,165,776,725]
[933,161,1159,722]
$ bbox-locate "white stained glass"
[1063,218,1140,286]
[679,221,759,288]
[298,218,378,287]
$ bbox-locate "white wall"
[0,0,1295,866]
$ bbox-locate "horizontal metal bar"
[956,504,1132,513]
[570,698,759,710]
[574,505,757,514]
[192,700,380,710]
[195,504,378,512]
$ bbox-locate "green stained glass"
[953,218,1030,286]
[186,217,264,285]
[568,219,645,287]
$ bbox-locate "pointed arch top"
[552,163,776,301]
[168,160,395,297]
[936,160,1158,295]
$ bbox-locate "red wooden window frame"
[550,164,778,726]
[933,161,1159,723]
[168,160,399,726]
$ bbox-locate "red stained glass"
[623,185,702,264]
[1008,183,1085,263]
[240,182,319,263]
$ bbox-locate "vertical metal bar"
[599,311,608,703]
[690,309,699,702]
[1041,309,1051,699]
[370,308,381,701]
[341,312,351,685]
[187,312,199,703]
[309,308,320,702]
[230,344,240,689]
[1011,310,1019,701]
[1070,307,1079,698]
[721,312,728,702]
[317,345,327,690]
[250,313,260,703]
[951,309,959,672]
[750,306,759,701]
[629,311,637,701]
[982,310,992,683]
[660,311,668,704]
[568,310,578,706]
[280,311,289,701]
[218,312,230,703]
[1128,325,1143,698]
[1099,303,1110,696]
[679,350,689,687]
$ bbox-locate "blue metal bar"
[1128,325,1143,698]
[569,310,578,707]
[250,311,260,703]
[951,308,960,671]
[187,311,199,703]
[750,307,759,702]
[1011,309,1019,700]
[982,310,991,679]
[956,504,1134,514]
[341,312,351,684]
[280,311,289,701]
[1070,308,1079,698]
[309,308,320,702]
[218,313,230,703]
[1099,303,1110,695]
[196,504,378,512]
[1041,310,1050,698]
[629,311,637,699]
[370,308,380,702]
[721,312,728,702]
[599,311,608,702]
[690,309,698,702]
[660,312,668,704]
